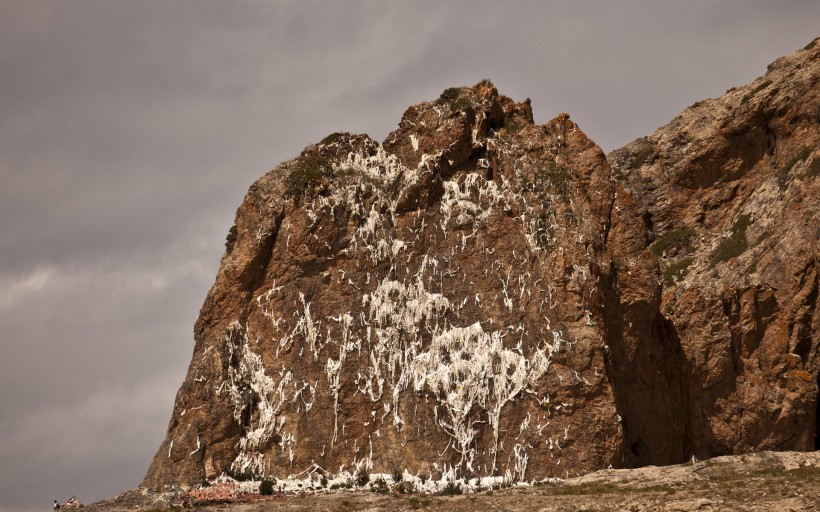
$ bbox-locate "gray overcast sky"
[0,1,817,510]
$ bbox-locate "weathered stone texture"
[608,38,819,459]
[144,40,819,489]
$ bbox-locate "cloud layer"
[1,1,818,509]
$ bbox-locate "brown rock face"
[143,41,819,489]
[608,38,820,459]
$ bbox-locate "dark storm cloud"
[1,1,817,509]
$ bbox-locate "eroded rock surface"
[609,37,819,460]
[144,40,819,490]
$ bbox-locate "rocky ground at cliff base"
[79,451,819,511]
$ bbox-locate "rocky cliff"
[143,40,819,489]
[608,38,820,458]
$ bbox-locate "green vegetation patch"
[777,148,812,190]
[225,224,238,255]
[741,80,772,104]
[450,95,473,111]
[630,143,656,169]
[259,479,275,495]
[749,80,773,95]
[320,132,344,145]
[710,214,751,265]
[329,480,354,490]
[663,257,694,286]
[650,227,696,256]
[337,166,402,199]
[435,86,473,112]
[355,468,370,487]
[437,481,463,496]
[392,469,403,484]
[394,480,415,494]
[539,162,571,199]
[435,87,461,105]
[284,154,332,201]
[534,212,557,253]
[225,467,254,481]
[369,477,389,494]
[504,117,523,135]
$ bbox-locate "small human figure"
[53,500,61,510]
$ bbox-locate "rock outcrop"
[608,37,819,459]
[143,40,819,489]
